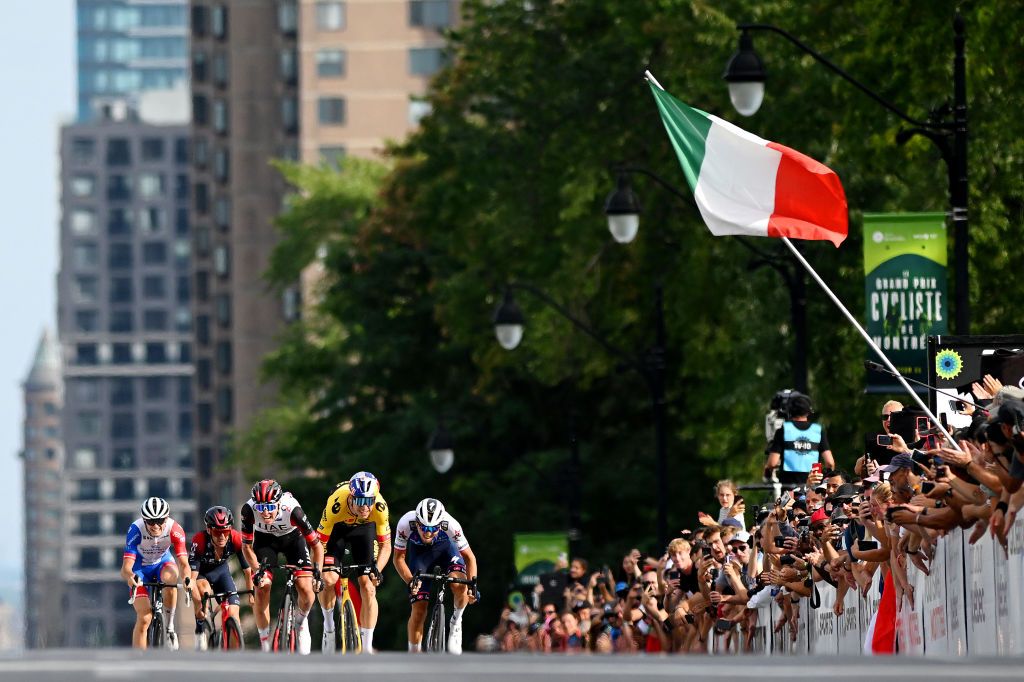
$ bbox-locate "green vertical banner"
[863,212,948,392]
[513,532,568,586]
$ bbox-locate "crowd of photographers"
[482,375,1024,654]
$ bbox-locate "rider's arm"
[120,555,138,586]
[291,505,325,570]
[121,525,142,586]
[239,504,262,581]
[170,522,191,589]
[392,548,413,585]
[374,501,392,574]
[460,546,478,581]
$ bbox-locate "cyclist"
[393,498,478,654]
[240,479,324,654]
[315,471,392,654]
[120,497,191,650]
[187,506,255,650]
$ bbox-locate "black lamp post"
[493,283,669,550]
[724,15,970,334]
[426,421,455,474]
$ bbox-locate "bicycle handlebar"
[323,563,381,580]
[200,589,255,605]
[127,580,184,606]
[412,571,477,586]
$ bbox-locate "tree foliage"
[240,0,1024,648]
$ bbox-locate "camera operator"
[855,400,904,476]
[765,394,835,488]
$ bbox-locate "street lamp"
[603,173,641,244]
[493,282,670,549]
[723,15,970,334]
[426,422,455,473]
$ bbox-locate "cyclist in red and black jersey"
[187,506,254,650]
[240,479,324,654]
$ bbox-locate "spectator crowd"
[481,374,1024,654]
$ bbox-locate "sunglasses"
[544,609,556,615]
[352,496,375,507]
[253,503,279,514]
[210,528,231,536]
[881,414,892,421]
[419,524,440,534]
[732,544,749,551]
[144,518,167,527]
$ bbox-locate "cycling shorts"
[199,562,240,606]
[406,535,466,604]
[131,550,175,600]
[253,530,312,581]
[324,521,376,567]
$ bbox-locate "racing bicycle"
[414,571,477,653]
[199,588,253,651]
[322,563,380,654]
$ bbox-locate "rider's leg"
[132,593,153,649]
[159,562,179,633]
[408,601,428,651]
[319,566,339,631]
[357,573,378,650]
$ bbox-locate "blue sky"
[0,0,74,596]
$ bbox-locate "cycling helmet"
[349,471,380,499]
[204,505,234,530]
[141,497,170,520]
[415,498,445,527]
[251,479,283,505]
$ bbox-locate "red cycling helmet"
[251,479,283,505]
[204,505,234,530]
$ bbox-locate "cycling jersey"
[240,492,317,544]
[188,529,250,574]
[123,518,188,567]
[317,482,391,544]
[393,510,470,552]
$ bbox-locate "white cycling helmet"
[415,498,445,527]
[141,496,170,520]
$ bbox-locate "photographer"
[765,394,836,487]
[855,400,904,476]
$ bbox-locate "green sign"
[513,532,568,586]
[863,212,948,392]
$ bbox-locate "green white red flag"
[648,80,848,247]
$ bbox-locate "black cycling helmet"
[204,505,234,530]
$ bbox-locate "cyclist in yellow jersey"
[315,471,391,653]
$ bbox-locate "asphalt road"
[0,651,1022,681]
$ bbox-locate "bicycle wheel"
[223,615,245,651]
[426,600,446,653]
[148,611,165,650]
[341,598,361,654]
[274,594,295,653]
[203,614,218,651]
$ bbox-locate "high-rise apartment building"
[188,0,456,510]
[20,332,63,649]
[76,1,190,121]
[56,113,197,646]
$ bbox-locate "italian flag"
[649,81,848,247]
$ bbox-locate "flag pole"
[644,70,665,91]
[780,237,961,450]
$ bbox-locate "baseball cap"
[880,453,914,473]
[729,531,752,545]
[830,483,858,502]
[721,517,743,529]
[810,507,828,525]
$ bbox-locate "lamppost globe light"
[723,31,767,116]
[604,173,641,244]
[493,289,525,350]
[427,424,455,474]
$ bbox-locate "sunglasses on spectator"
[881,414,892,421]
[253,503,279,514]
[732,544,749,551]
[544,609,556,616]
[352,496,375,507]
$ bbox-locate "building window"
[176,275,190,303]
[281,97,298,133]
[193,138,208,168]
[175,137,189,164]
[107,174,132,201]
[316,2,346,30]
[77,548,102,570]
[212,53,228,87]
[216,386,233,423]
[111,412,135,439]
[72,447,97,469]
[144,310,168,331]
[195,225,211,256]
[74,275,98,303]
[70,208,97,236]
[108,208,132,236]
[146,342,168,364]
[112,447,136,469]
[318,97,346,125]
[113,479,135,501]
[214,245,229,277]
[75,310,99,332]
[73,243,98,268]
[178,376,191,405]
[176,307,191,332]
[142,275,166,299]
[71,378,100,402]
[143,242,167,265]
[410,0,451,28]
[216,341,232,375]
[144,376,167,400]
[76,343,98,365]
[145,411,169,435]
[138,173,165,198]
[195,182,209,214]
[192,50,208,82]
[141,138,165,161]
[148,477,170,498]
[197,358,211,390]
[111,342,132,364]
[283,287,301,321]
[214,197,231,230]
[109,309,133,332]
[197,401,212,434]
[178,411,193,440]
[70,174,96,197]
[110,377,133,404]
[279,49,297,84]
[191,5,207,36]
[71,137,95,162]
[409,47,445,76]
[319,146,346,170]
[409,99,432,125]
[211,5,228,38]
[213,100,228,134]
[175,174,189,201]
[193,95,208,126]
[139,207,165,233]
[214,148,229,182]
[109,243,133,270]
[316,49,346,77]
[106,138,132,165]
[278,0,298,33]
[215,293,231,327]
[76,412,101,437]
[196,314,210,345]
